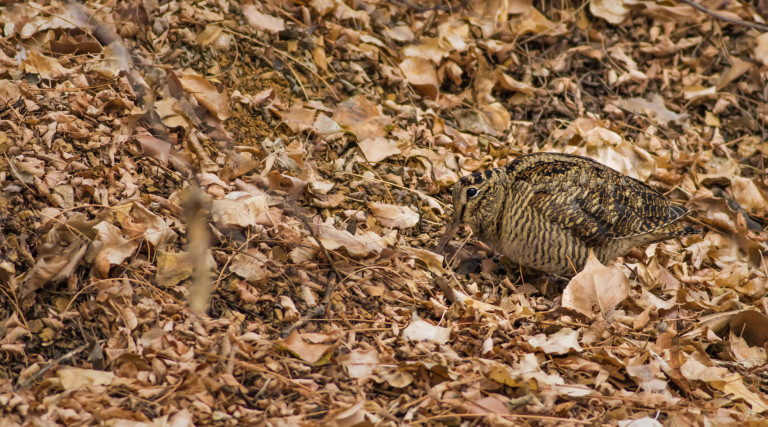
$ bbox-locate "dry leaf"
[730,311,768,349]
[130,203,177,248]
[754,33,768,66]
[730,176,768,213]
[613,93,683,125]
[211,192,277,228]
[92,221,139,277]
[402,312,450,344]
[399,57,439,100]
[177,73,233,120]
[22,51,71,80]
[333,95,392,141]
[277,330,335,365]
[242,5,285,32]
[21,242,87,305]
[57,367,114,390]
[590,0,630,24]
[562,252,630,319]
[340,348,381,382]
[229,249,269,282]
[316,221,395,258]
[367,202,419,229]
[357,137,401,163]
[527,328,583,355]
[155,250,194,288]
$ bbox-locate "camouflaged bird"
[438,152,698,276]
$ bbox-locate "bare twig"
[281,200,343,337]
[222,26,340,100]
[384,0,453,12]
[676,0,768,32]
[14,343,89,391]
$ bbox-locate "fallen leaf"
[720,373,768,413]
[277,330,335,365]
[242,5,285,32]
[613,93,683,125]
[333,95,392,141]
[280,104,316,132]
[92,221,139,277]
[590,0,630,24]
[357,137,401,163]
[730,176,768,214]
[21,242,87,306]
[316,219,396,258]
[229,249,269,282]
[399,57,439,100]
[211,192,277,228]
[562,252,630,319]
[130,203,177,248]
[527,328,583,355]
[367,202,419,229]
[22,51,71,80]
[155,250,194,288]
[135,134,171,164]
[57,367,114,390]
[754,33,768,66]
[177,73,233,120]
[402,312,450,344]
[730,311,768,349]
[340,348,381,382]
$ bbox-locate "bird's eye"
[466,187,478,198]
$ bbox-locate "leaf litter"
[1,0,768,425]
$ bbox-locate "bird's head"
[436,169,507,252]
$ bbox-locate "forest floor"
[1,0,768,425]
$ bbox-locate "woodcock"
[438,152,699,276]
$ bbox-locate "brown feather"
[446,152,699,276]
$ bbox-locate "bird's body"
[442,152,698,276]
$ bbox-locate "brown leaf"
[176,73,233,120]
[357,137,401,163]
[590,0,629,24]
[367,202,419,229]
[340,348,381,383]
[22,51,71,80]
[57,367,114,390]
[21,242,87,305]
[316,219,396,258]
[399,57,439,100]
[730,176,768,214]
[92,221,139,278]
[527,328,583,355]
[730,311,768,349]
[130,203,177,249]
[135,134,171,164]
[562,252,630,319]
[402,312,450,344]
[333,95,392,141]
[280,104,316,133]
[211,193,277,228]
[277,330,335,365]
[155,250,194,288]
[229,249,269,283]
[242,4,285,33]
[755,33,768,66]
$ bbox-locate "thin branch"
[676,0,768,32]
[14,344,89,391]
[281,199,343,337]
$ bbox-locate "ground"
[1,0,768,425]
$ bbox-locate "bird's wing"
[514,157,687,246]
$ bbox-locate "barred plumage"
[440,152,699,276]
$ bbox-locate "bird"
[437,152,699,276]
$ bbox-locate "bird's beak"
[435,222,459,253]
